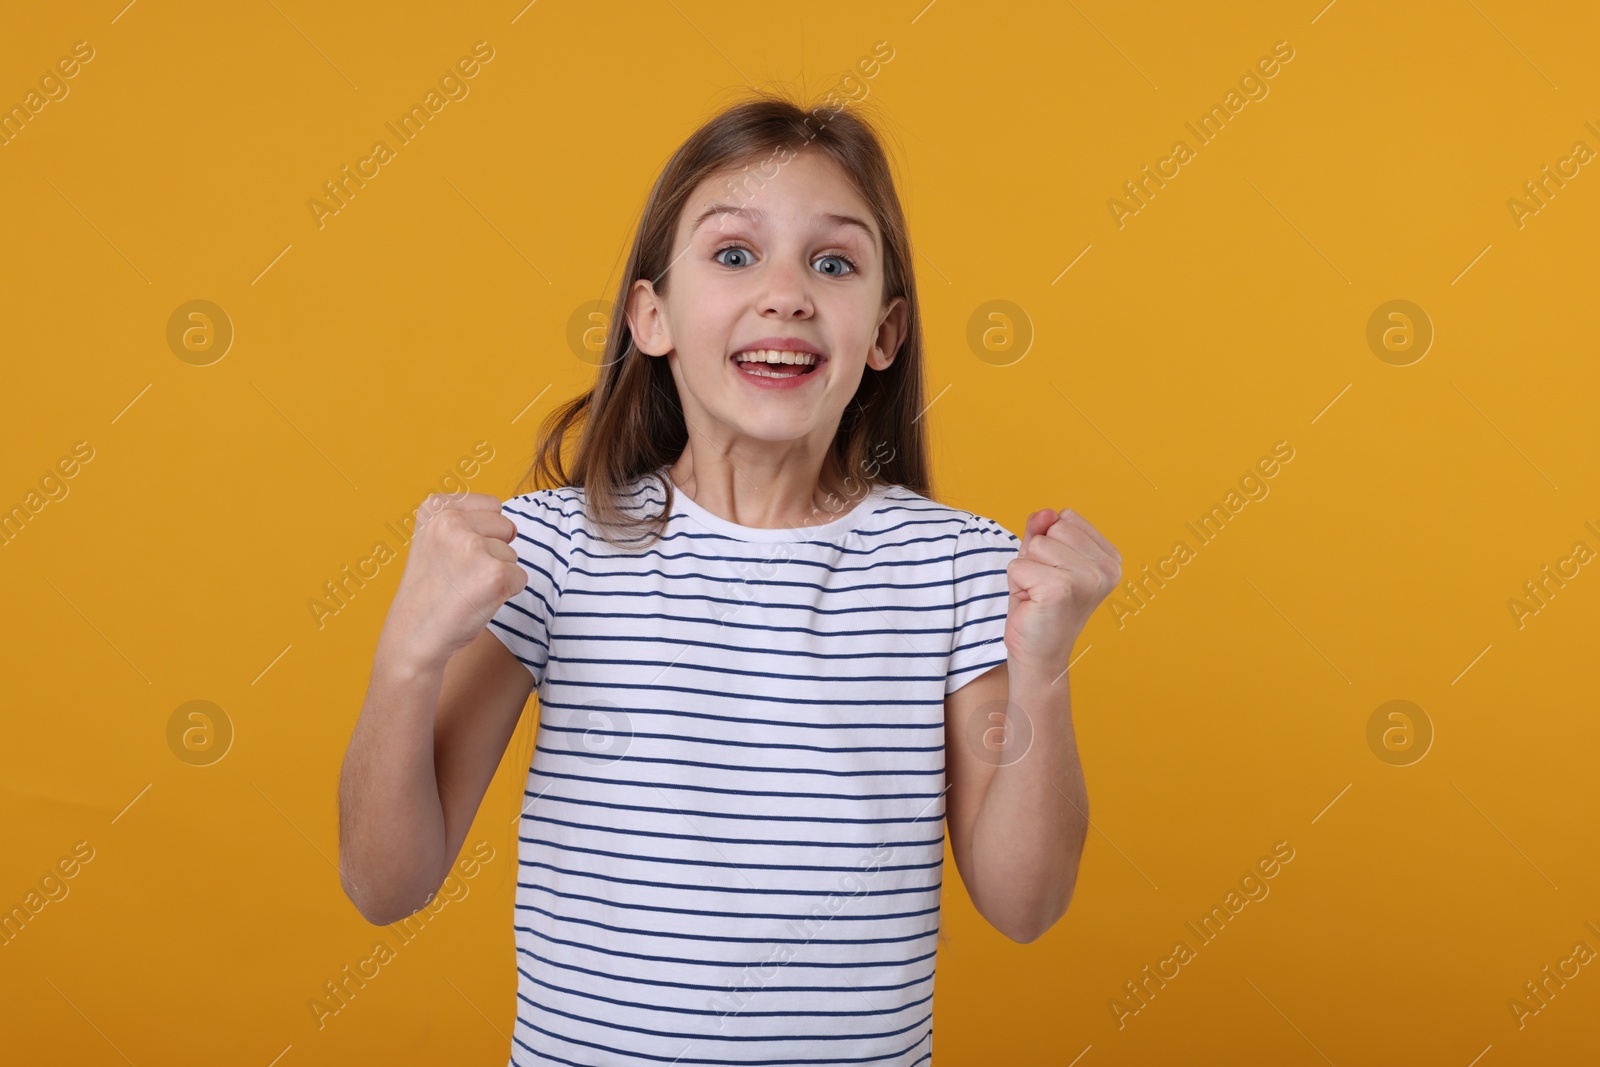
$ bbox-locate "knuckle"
[417,492,453,521]
[504,564,528,598]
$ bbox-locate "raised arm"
[337,492,532,926]
[944,506,1120,943]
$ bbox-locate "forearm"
[965,660,1089,942]
[337,645,452,925]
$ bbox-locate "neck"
[666,446,870,530]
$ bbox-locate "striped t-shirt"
[488,467,1021,1066]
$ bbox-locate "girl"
[339,94,1121,1065]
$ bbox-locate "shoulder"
[501,486,581,535]
[959,512,1019,544]
[502,473,669,541]
[874,484,1020,557]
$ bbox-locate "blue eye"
[711,244,859,276]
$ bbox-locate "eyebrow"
[690,203,878,251]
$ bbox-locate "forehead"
[681,152,879,249]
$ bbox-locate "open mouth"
[732,349,823,379]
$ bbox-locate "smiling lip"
[730,337,827,362]
[730,337,826,390]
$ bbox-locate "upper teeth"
[736,349,818,365]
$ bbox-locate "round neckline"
[657,467,887,543]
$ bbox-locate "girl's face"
[627,149,907,461]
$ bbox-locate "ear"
[870,295,909,370]
[626,278,672,357]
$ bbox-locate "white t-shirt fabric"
[488,466,1020,1066]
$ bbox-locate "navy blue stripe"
[951,647,1004,670]
[559,585,981,616]
[531,745,945,778]
[560,518,972,559]
[950,618,1007,651]
[521,994,933,1044]
[522,811,943,851]
[517,863,942,899]
[530,483,943,518]
[536,699,940,734]
[544,655,941,686]
[504,508,573,551]
[531,791,943,826]
[515,948,936,995]
[629,490,959,527]
[508,556,566,604]
[499,581,557,622]
[565,563,971,597]
[953,587,1010,611]
[516,966,935,1018]
[547,630,946,661]
[528,767,944,800]
[516,922,940,970]
[531,484,972,527]
[538,723,942,756]
[545,679,936,707]
[563,523,974,560]
[951,654,1006,681]
[487,616,549,653]
[554,609,955,637]
[517,900,939,947]
[518,835,943,875]
[516,880,942,923]
[568,511,962,556]
[512,479,660,517]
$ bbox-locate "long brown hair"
[517,90,932,547]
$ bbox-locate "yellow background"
[3,0,1598,1063]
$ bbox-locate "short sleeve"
[487,490,572,689]
[947,514,1021,695]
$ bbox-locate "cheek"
[667,285,736,357]
[813,296,872,349]
[824,356,868,395]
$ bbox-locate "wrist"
[1009,656,1071,685]
[374,627,453,683]
[1006,640,1077,684]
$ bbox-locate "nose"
[759,257,813,319]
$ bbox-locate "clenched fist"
[377,492,526,671]
[1004,507,1122,679]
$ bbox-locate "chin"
[729,421,817,443]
